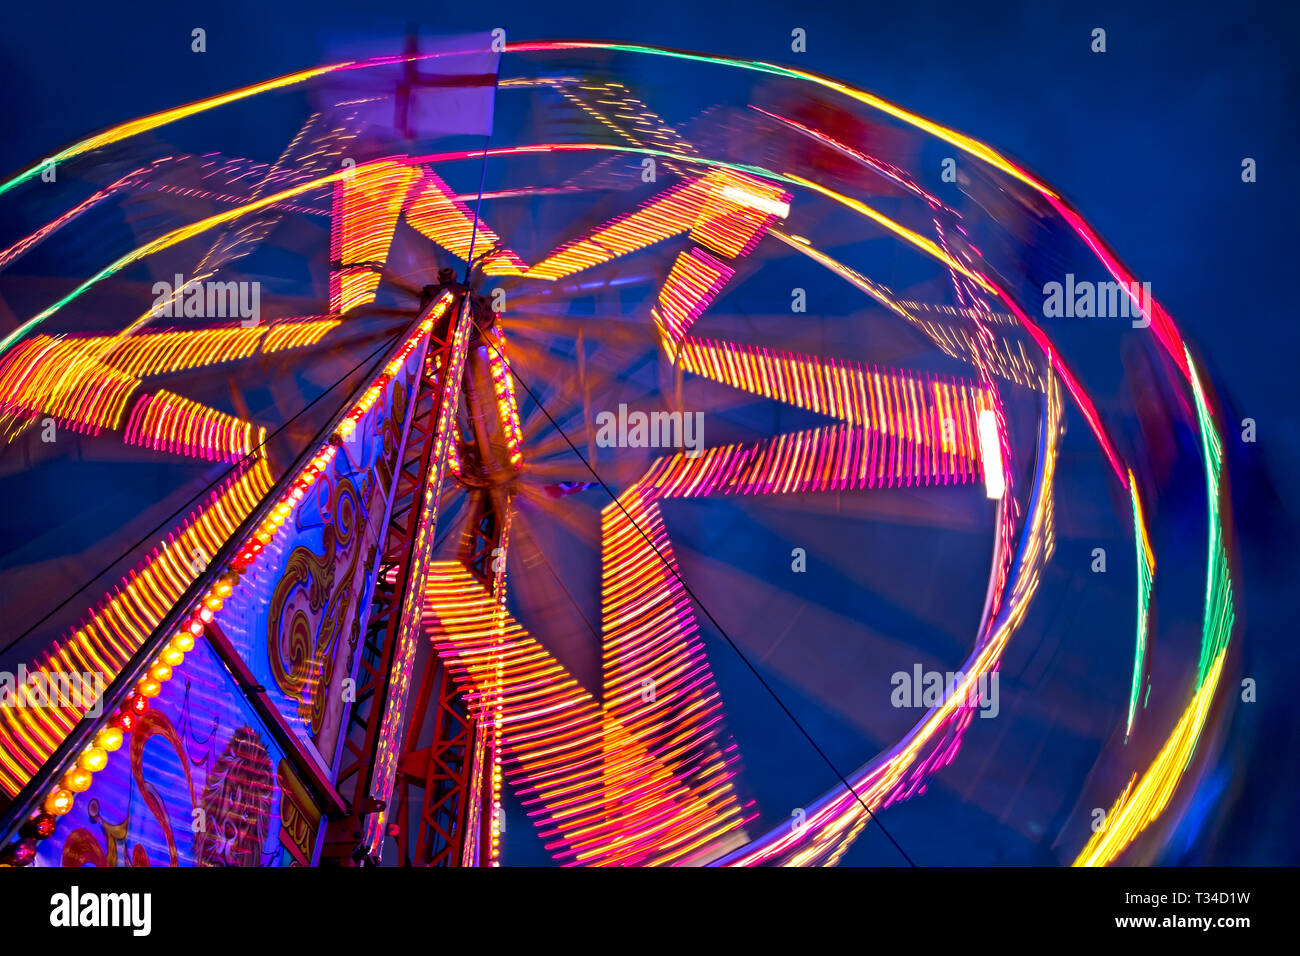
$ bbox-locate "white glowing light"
[977,408,1005,499]
[720,185,790,218]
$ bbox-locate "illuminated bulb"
[63,768,93,793]
[160,647,184,667]
[94,727,124,752]
[150,663,172,682]
[78,748,108,773]
[171,632,195,652]
[43,789,74,816]
[136,678,162,699]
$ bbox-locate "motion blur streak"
[330,161,421,313]
[1126,478,1155,740]
[0,319,338,447]
[423,562,748,866]
[0,458,274,796]
[714,373,1062,865]
[1073,354,1235,866]
[676,339,987,485]
[0,162,383,356]
[123,390,265,463]
[406,168,529,276]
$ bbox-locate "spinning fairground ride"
[0,35,1238,868]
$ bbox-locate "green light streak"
[1187,349,1235,696]
[0,166,355,358]
[1126,484,1154,740]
